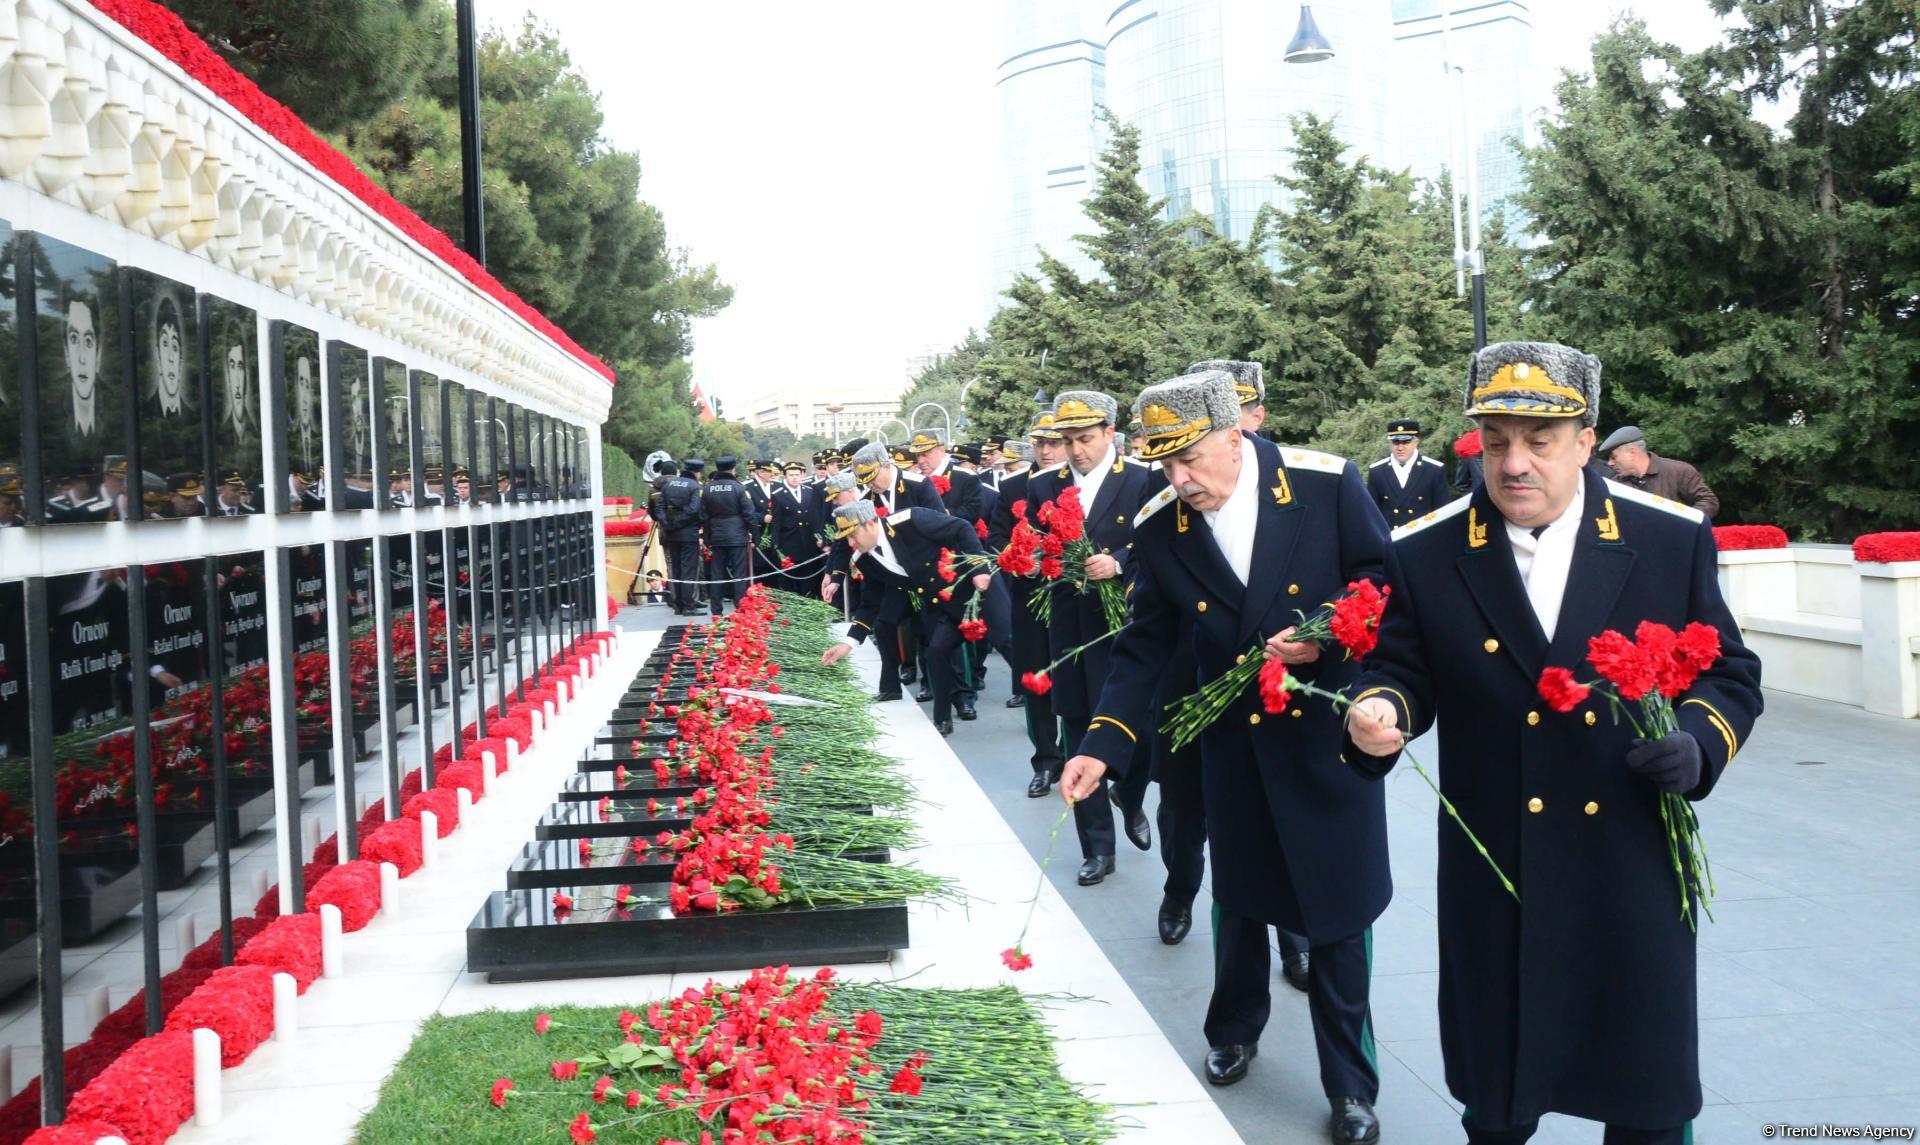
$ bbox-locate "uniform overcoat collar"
[1456,469,1637,678]
[1163,435,1306,641]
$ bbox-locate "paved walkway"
[618,597,1920,1141]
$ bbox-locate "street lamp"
[1283,5,1334,65]
[824,402,845,444]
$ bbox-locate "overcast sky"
[473,1,1743,416]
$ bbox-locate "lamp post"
[455,0,484,265]
[1286,1,1485,349]
[824,402,844,444]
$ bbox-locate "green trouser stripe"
[1210,900,1223,971]
[1683,1122,1694,1145]
[1361,925,1378,1072]
[961,643,973,689]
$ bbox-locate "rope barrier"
[603,546,833,588]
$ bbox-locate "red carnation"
[1000,946,1034,971]
[1536,667,1591,713]
[535,1013,552,1034]
[874,503,889,518]
[1020,672,1051,696]
[959,619,988,642]
[552,1059,580,1080]
[779,555,795,568]
[593,1075,614,1103]
[889,1064,925,1095]
[1328,581,1390,660]
[1586,629,1657,701]
[1257,660,1294,715]
[491,1077,514,1107]
[552,892,573,913]
[569,1113,597,1143]
[1040,556,1065,579]
[975,518,990,538]
[932,473,952,495]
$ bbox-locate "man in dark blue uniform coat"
[698,456,755,617]
[818,499,994,736]
[771,461,821,593]
[1366,418,1454,528]
[1026,390,1156,885]
[1343,342,1763,1145]
[1061,371,1392,1144]
[826,443,946,699]
[985,416,1068,794]
[656,460,704,615]
[744,458,780,586]
[909,429,999,717]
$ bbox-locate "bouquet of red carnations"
[1537,620,1723,930]
[999,488,1127,631]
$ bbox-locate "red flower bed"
[490,717,534,749]
[466,737,512,772]
[235,913,324,993]
[360,817,425,877]
[398,767,425,802]
[85,0,614,384]
[434,761,486,803]
[23,1120,128,1145]
[1453,428,1483,458]
[162,965,275,1066]
[308,860,384,932]
[1713,525,1789,551]
[64,1030,196,1145]
[178,917,270,972]
[403,789,460,836]
[603,497,634,506]
[1854,532,1920,563]
[90,967,212,1048]
[604,518,652,537]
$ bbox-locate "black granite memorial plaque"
[30,235,123,524]
[202,294,261,516]
[127,270,204,521]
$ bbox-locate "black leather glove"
[1625,731,1703,795]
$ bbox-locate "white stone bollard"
[319,904,344,979]
[192,1027,222,1125]
[97,1136,130,1145]
[272,972,298,1042]
[379,861,400,911]
[506,738,521,772]
[475,752,490,795]
[83,984,110,1031]
[173,914,197,968]
[456,787,473,818]
[480,748,499,781]
[420,810,438,867]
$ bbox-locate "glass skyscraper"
[985,0,1541,319]
[989,0,1109,316]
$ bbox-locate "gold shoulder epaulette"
[1391,494,1473,542]
[900,469,926,483]
[1123,456,1152,469]
[1275,446,1348,475]
[1130,484,1179,531]
[1603,479,1704,524]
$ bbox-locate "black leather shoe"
[1075,855,1115,886]
[1006,693,1026,709]
[1204,1044,1257,1086]
[1124,807,1152,851]
[916,686,934,703]
[957,700,977,721]
[1157,896,1192,945]
[872,690,903,703]
[899,668,917,685]
[934,719,954,736]
[1329,1097,1380,1145]
[1026,772,1054,798]
[1281,951,1310,993]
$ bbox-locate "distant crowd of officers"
[0,460,582,524]
[646,347,1759,1145]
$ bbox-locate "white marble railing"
[0,0,611,424]
[1718,545,1920,719]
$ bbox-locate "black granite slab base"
[466,887,906,980]
[556,771,700,802]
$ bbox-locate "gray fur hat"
[1188,359,1265,406]
[1466,341,1602,428]
[1049,390,1119,430]
[1131,371,1239,461]
[824,471,858,496]
[1001,440,1033,462]
[831,499,878,538]
[849,442,893,485]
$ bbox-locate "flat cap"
[1387,418,1422,441]
[1597,425,1645,454]
[782,460,807,473]
[849,442,891,485]
[1466,341,1601,428]
[831,499,877,538]
[1049,390,1118,429]
[682,458,706,473]
[715,455,738,470]
[1188,359,1265,406]
[1131,371,1239,461]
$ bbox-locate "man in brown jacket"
[1598,426,1719,517]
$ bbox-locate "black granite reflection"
[127,270,204,521]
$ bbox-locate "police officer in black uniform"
[699,456,755,617]
[657,459,704,615]
[1366,418,1453,527]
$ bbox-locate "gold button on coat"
[1526,711,1541,726]
[1196,601,1207,613]
[1116,515,1127,524]
[1584,801,1600,815]
[1527,797,1544,813]
[1483,638,1499,654]
[1249,713,1261,725]
[1287,584,1300,595]
[1235,654,1246,665]
[1290,709,1303,718]
[1584,711,1597,726]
